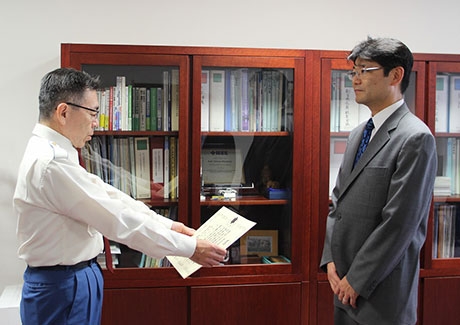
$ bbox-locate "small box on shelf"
[264,188,291,200]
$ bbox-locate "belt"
[29,258,97,271]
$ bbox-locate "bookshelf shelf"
[433,195,460,203]
[435,132,460,137]
[93,130,179,136]
[200,196,288,206]
[201,131,291,137]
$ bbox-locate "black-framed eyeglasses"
[347,66,383,81]
[66,102,99,117]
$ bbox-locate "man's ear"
[55,102,68,124]
[390,66,404,86]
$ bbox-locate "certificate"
[167,206,256,278]
[201,148,245,186]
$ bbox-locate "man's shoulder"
[48,141,69,160]
[27,136,68,163]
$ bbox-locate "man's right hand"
[327,262,341,295]
[190,239,227,267]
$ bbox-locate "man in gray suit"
[320,37,437,325]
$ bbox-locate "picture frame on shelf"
[240,230,278,257]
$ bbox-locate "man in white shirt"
[13,67,226,324]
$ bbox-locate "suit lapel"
[337,104,410,200]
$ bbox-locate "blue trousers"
[21,261,104,325]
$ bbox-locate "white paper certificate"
[167,206,256,278]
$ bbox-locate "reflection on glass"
[81,135,178,269]
[199,67,294,265]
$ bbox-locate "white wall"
[1,0,459,293]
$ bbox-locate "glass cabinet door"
[191,56,305,274]
[429,62,460,264]
[326,59,424,196]
[72,54,189,269]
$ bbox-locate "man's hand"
[327,262,359,308]
[327,262,341,295]
[190,239,227,267]
[337,276,359,308]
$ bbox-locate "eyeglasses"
[66,102,99,118]
[347,66,383,80]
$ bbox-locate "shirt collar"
[371,99,404,136]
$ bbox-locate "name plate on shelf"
[201,148,245,187]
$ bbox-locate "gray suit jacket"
[320,104,437,325]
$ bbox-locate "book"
[134,137,151,199]
[227,69,241,131]
[149,87,158,131]
[151,137,165,199]
[169,136,178,199]
[108,87,114,131]
[128,137,137,198]
[120,80,126,130]
[209,70,226,131]
[126,85,132,131]
[139,87,147,131]
[436,75,449,132]
[240,68,250,131]
[156,87,163,131]
[163,71,171,131]
[103,88,110,130]
[118,137,130,195]
[435,204,457,258]
[132,87,140,131]
[171,69,179,131]
[201,70,210,131]
[163,137,170,199]
[146,88,151,131]
[449,76,460,132]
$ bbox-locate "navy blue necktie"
[353,118,374,168]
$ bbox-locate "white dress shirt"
[369,98,405,142]
[13,124,196,267]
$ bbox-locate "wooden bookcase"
[419,55,460,325]
[312,50,460,325]
[62,43,460,324]
[61,44,309,324]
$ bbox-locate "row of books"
[435,74,460,133]
[201,69,294,132]
[433,203,459,258]
[95,70,179,131]
[330,71,371,132]
[436,137,460,195]
[81,135,178,200]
